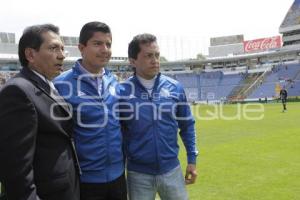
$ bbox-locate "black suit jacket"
[0,67,80,200]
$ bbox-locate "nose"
[57,49,66,60]
[100,44,111,53]
[152,55,160,63]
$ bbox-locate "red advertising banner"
[243,36,282,53]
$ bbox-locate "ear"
[129,58,136,67]
[78,43,85,54]
[25,48,35,63]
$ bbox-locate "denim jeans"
[127,165,188,200]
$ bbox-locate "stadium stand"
[0,71,17,88]
[280,0,300,47]
[1,0,300,103]
[248,63,300,99]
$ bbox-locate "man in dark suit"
[0,24,80,200]
[280,86,288,112]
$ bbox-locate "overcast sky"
[0,0,294,60]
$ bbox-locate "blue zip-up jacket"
[54,61,124,183]
[120,73,198,175]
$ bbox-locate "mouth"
[55,64,64,71]
[97,57,110,61]
[96,55,110,60]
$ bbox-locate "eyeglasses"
[47,45,66,54]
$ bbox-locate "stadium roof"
[163,44,300,66]
[0,53,18,60]
[280,0,300,33]
[2,43,300,67]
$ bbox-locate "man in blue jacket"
[54,21,127,200]
[120,33,198,200]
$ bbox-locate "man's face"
[79,31,112,73]
[28,31,65,80]
[130,42,160,80]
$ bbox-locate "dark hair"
[79,21,111,45]
[128,33,157,59]
[18,24,59,67]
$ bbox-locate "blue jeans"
[127,165,188,200]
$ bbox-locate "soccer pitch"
[1,103,299,199]
[181,102,300,200]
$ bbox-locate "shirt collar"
[136,75,157,91]
[31,69,48,83]
[76,59,105,78]
[136,75,157,84]
[31,69,56,91]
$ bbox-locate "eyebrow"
[91,39,111,43]
[145,52,160,55]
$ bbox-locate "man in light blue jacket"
[54,21,126,200]
[120,33,198,200]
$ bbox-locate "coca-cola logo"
[244,36,281,52]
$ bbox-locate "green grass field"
[1,102,299,199]
[180,102,300,200]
